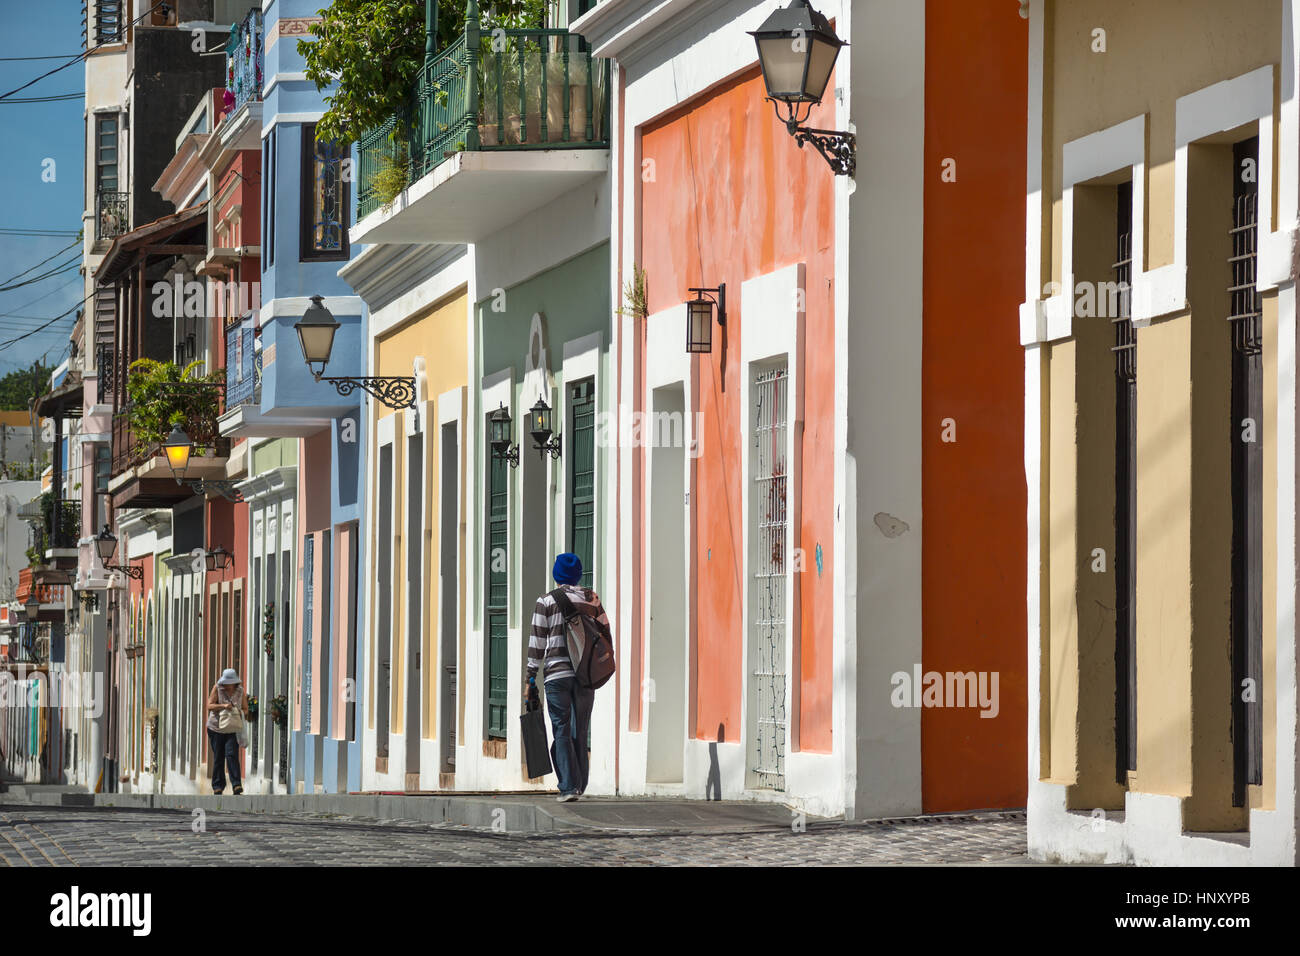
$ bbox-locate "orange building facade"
[579,0,1028,816]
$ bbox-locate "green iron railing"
[357,17,611,220]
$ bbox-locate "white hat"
[218,668,241,685]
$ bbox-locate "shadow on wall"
[706,722,725,800]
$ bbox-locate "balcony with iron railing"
[353,6,611,244]
[96,189,129,240]
[224,319,261,409]
[225,8,263,114]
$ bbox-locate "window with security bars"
[1113,181,1137,783]
[1229,135,1264,806]
[486,425,510,740]
[749,363,788,792]
[568,378,595,588]
[301,124,349,261]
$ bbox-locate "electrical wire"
[0,290,93,349]
[0,229,80,237]
[0,1,169,102]
[0,239,80,287]
[0,258,81,293]
[0,93,84,104]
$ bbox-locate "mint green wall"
[473,243,612,623]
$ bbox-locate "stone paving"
[0,802,1029,866]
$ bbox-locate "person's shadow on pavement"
[705,723,724,801]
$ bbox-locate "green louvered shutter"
[486,441,509,739]
[568,378,596,588]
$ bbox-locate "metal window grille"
[1230,136,1264,805]
[95,1,122,44]
[751,365,788,791]
[1113,181,1138,782]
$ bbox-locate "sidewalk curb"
[2,786,810,835]
[1,784,1025,837]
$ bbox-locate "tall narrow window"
[303,534,315,731]
[1113,181,1137,783]
[486,425,509,740]
[1230,135,1264,806]
[376,447,393,759]
[263,130,276,268]
[568,378,595,588]
[301,124,349,261]
[95,114,125,240]
[95,115,118,192]
[749,363,788,792]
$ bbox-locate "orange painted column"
[920,0,1028,811]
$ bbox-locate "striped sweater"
[528,585,610,684]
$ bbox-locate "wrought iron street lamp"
[686,284,726,354]
[489,402,520,468]
[25,592,40,621]
[295,295,416,409]
[205,546,234,573]
[528,396,562,460]
[161,425,244,502]
[750,0,855,176]
[95,526,143,580]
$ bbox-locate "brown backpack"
[549,588,616,690]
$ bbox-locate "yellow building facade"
[341,244,470,792]
[1023,0,1298,864]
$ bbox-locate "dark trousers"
[544,676,594,795]
[207,728,241,793]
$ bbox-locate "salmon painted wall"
[920,0,1028,811]
[639,66,836,749]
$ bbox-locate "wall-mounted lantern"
[161,425,244,502]
[490,402,521,468]
[528,396,562,460]
[686,284,726,354]
[205,546,234,573]
[95,526,144,580]
[295,295,416,409]
[163,424,192,480]
[750,0,855,177]
[24,592,40,622]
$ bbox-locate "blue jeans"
[545,676,594,795]
[207,729,241,793]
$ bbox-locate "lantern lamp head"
[530,396,553,445]
[95,526,119,566]
[162,424,193,482]
[749,0,846,129]
[686,284,726,354]
[205,546,233,573]
[25,592,40,619]
[294,295,341,380]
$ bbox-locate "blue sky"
[0,3,87,378]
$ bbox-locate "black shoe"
[232,786,243,795]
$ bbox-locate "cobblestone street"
[0,803,1029,866]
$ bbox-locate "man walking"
[528,552,610,801]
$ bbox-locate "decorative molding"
[265,17,322,50]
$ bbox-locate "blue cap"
[553,552,583,585]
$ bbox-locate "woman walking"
[206,669,247,795]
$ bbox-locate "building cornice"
[573,0,739,63]
[338,242,466,311]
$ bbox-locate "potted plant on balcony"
[125,358,225,462]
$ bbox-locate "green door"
[486,440,509,739]
[568,378,595,588]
